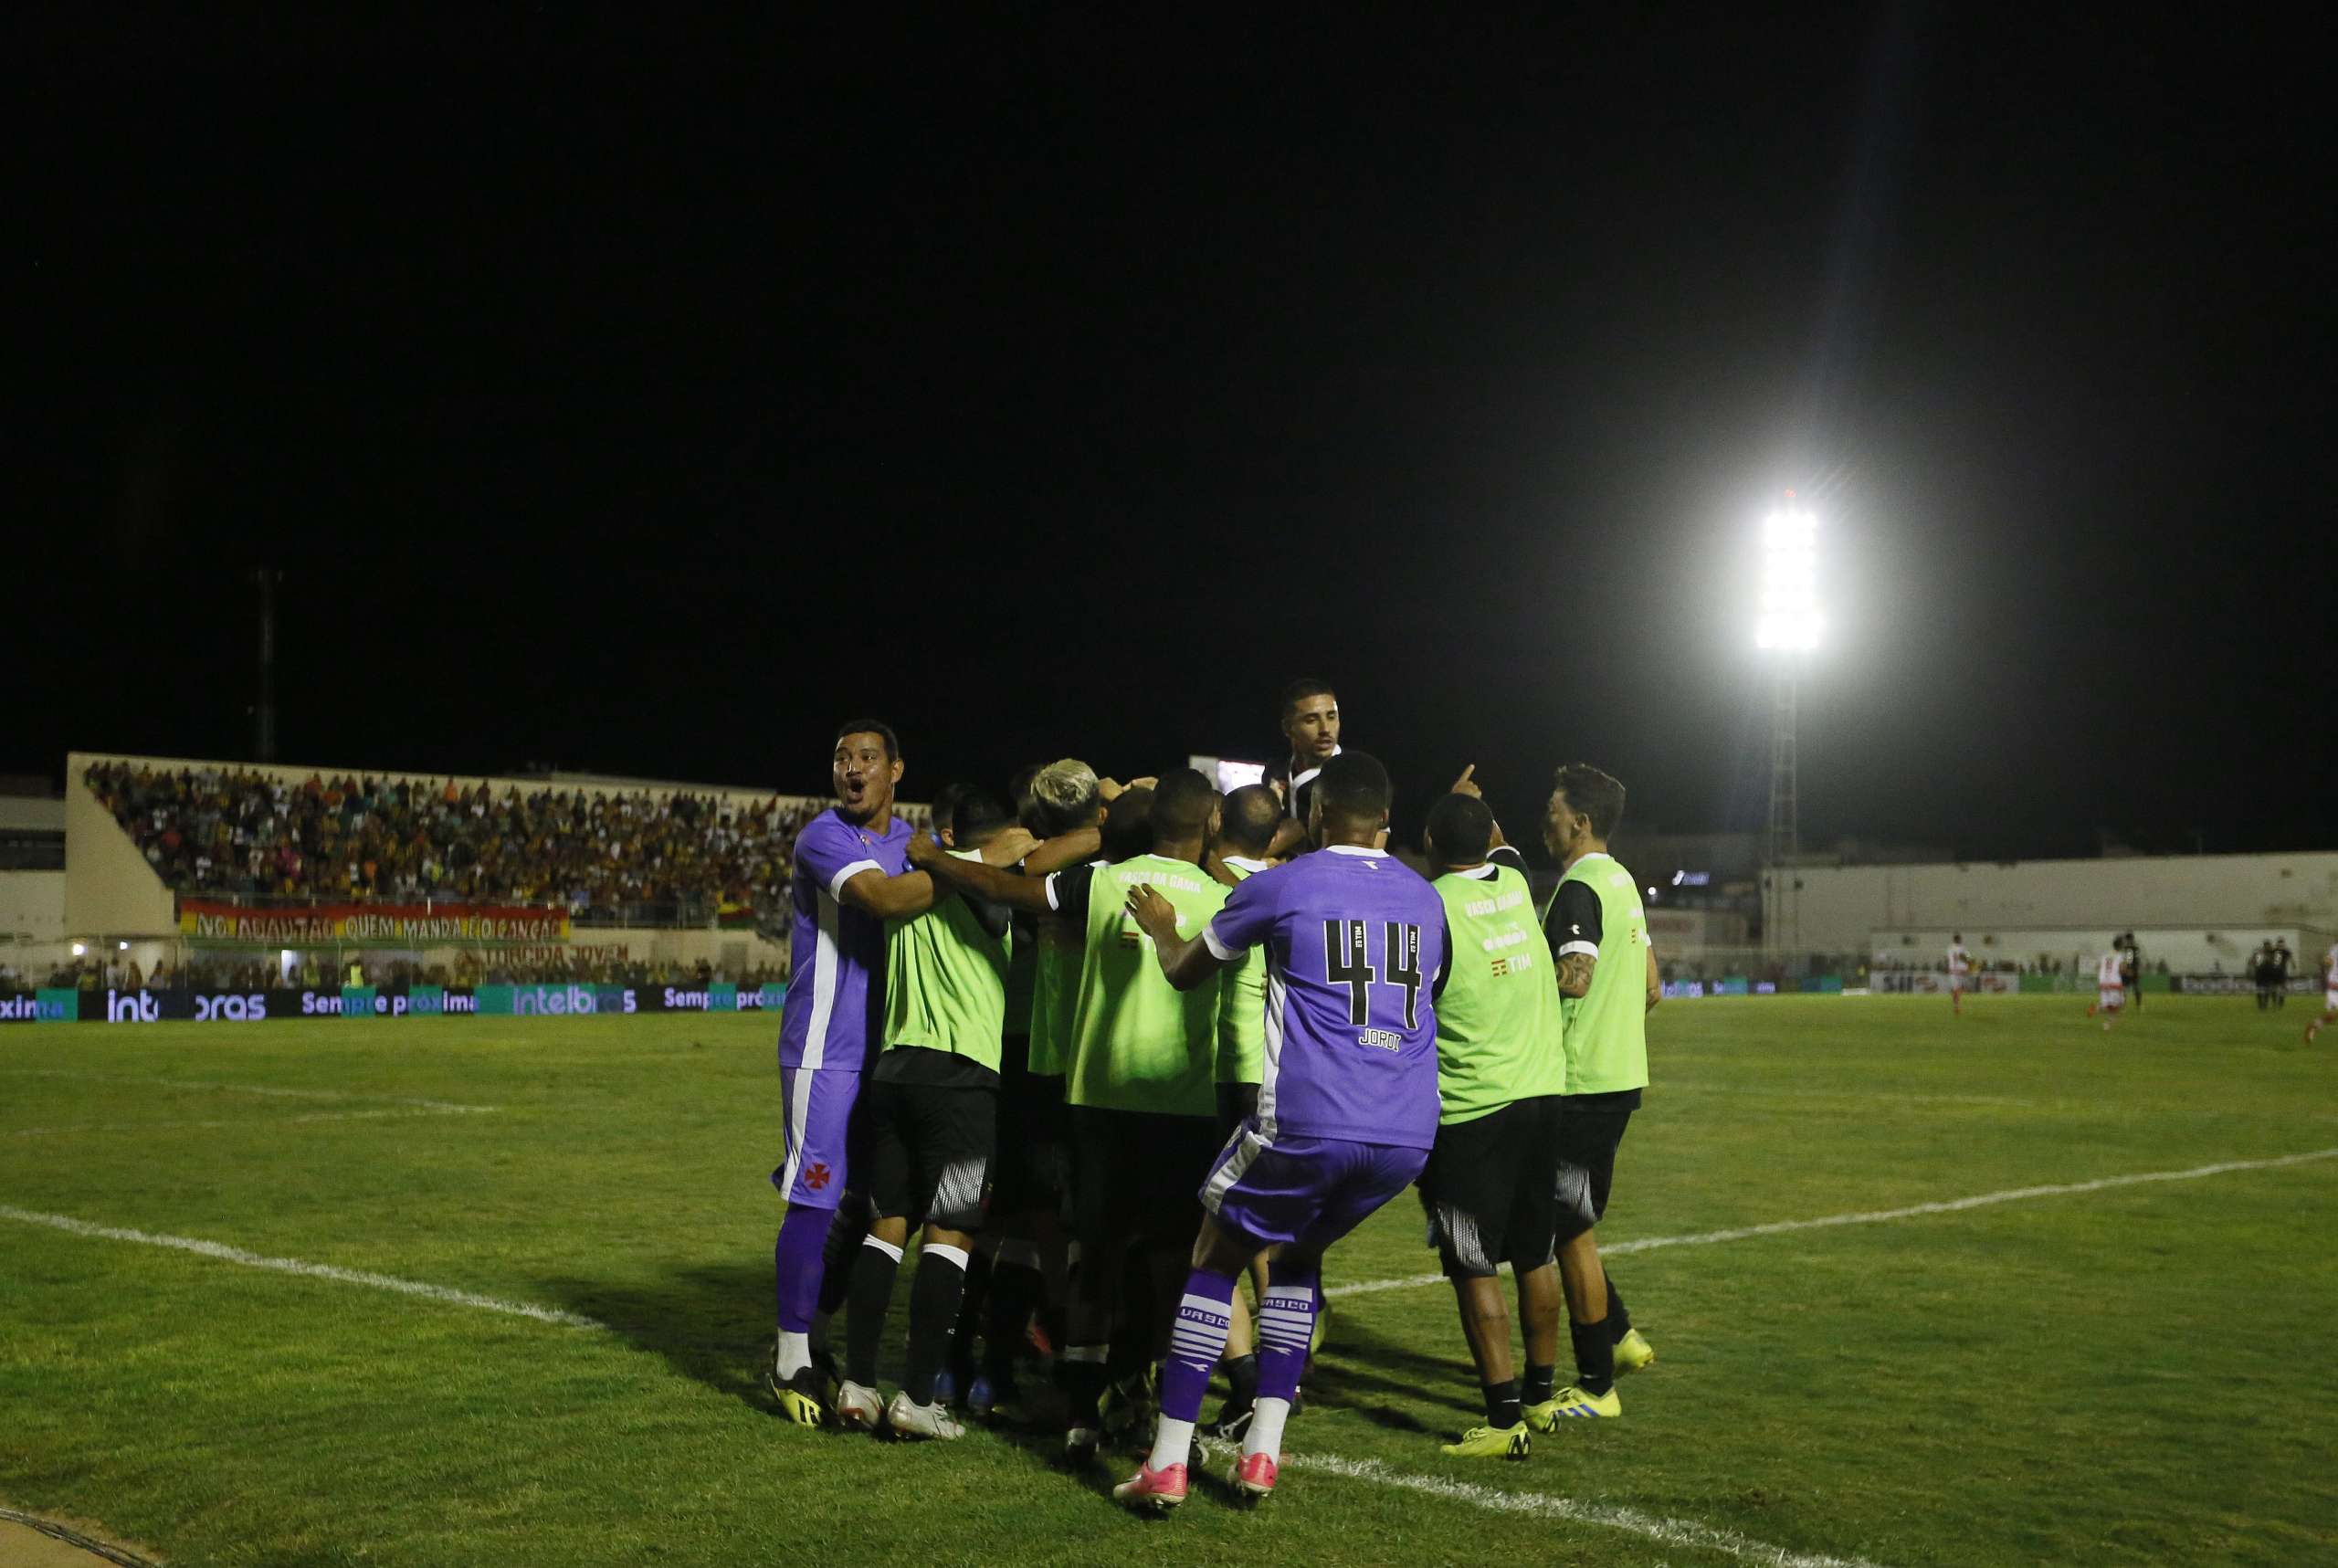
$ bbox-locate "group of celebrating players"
[761,679,1659,1514]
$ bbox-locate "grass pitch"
[3,994,2333,1567]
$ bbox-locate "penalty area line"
[1326,1144,2338,1300]
[0,1205,606,1331]
[0,1068,494,1114]
[9,1105,499,1139]
[1292,1455,1897,1568]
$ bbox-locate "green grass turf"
[3,994,2334,1566]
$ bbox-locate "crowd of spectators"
[11,951,787,991]
[86,761,817,924]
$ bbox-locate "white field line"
[1662,1085,2041,1108]
[9,1105,497,1139]
[1326,1145,2338,1300]
[1290,1455,1895,1568]
[0,1068,492,1114]
[0,1205,607,1330]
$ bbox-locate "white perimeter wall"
[1774,850,2338,960]
[1869,924,2322,974]
[0,870,67,940]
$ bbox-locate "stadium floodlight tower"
[1757,493,1821,960]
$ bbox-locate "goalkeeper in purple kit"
[1115,752,1448,1511]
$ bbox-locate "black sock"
[1056,1352,1110,1429]
[1571,1319,1615,1396]
[1523,1363,1556,1405]
[1222,1352,1260,1405]
[902,1248,971,1405]
[1605,1278,1633,1342]
[1483,1377,1523,1430]
[844,1241,900,1387]
[948,1249,991,1378]
[817,1205,869,1319]
[1105,1329,1148,1387]
[984,1261,1044,1379]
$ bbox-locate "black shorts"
[1419,1095,1564,1279]
[866,1077,996,1232]
[1068,1105,1228,1251]
[1553,1095,1636,1244]
[1216,1080,1260,1135]
[992,1046,1069,1216]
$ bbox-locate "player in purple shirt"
[1119,751,1447,1510]
[767,721,1033,1426]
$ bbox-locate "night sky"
[12,9,2330,860]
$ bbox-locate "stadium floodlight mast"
[1758,493,1821,959]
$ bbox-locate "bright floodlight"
[1755,501,1822,651]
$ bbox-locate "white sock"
[774,1330,811,1380]
[1148,1415,1196,1473]
[1245,1395,1291,1460]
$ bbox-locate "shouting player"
[1114,751,1448,1511]
[766,723,1032,1426]
[768,723,939,1423]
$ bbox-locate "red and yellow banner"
[179,900,571,945]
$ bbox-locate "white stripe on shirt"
[827,858,880,901]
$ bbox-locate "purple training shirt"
[775,808,914,1073]
[1203,844,1448,1150]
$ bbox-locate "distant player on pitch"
[2088,947,2125,1031]
[1946,934,1973,1016]
[2305,942,2337,1047]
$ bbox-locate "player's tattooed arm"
[1556,951,1597,999]
[905,834,1055,912]
[1645,943,1660,1012]
[1022,827,1101,877]
[1126,884,1227,990]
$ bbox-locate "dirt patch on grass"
[0,1507,163,1568]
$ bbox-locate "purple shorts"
[772,1066,868,1210]
[1199,1120,1428,1253]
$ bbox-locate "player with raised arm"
[1947,933,1973,1016]
[835,789,1019,1439]
[2088,947,2125,1030]
[1112,752,1448,1511]
[2303,942,2335,1046]
[1531,763,1659,1426]
[1419,790,1568,1459]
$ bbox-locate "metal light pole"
[1757,496,1819,960]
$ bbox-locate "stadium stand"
[84,760,812,927]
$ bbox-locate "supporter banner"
[3,983,785,1023]
[178,900,572,945]
[1869,972,2022,995]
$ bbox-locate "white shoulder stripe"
[827,858,881,901]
